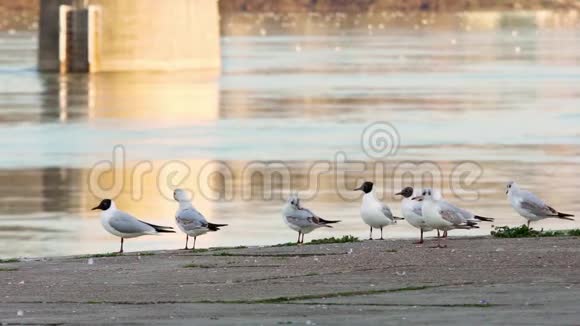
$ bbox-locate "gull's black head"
[395,186,414,198]
[354,181,374,194]
[92,199,112,211]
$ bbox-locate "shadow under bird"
[92,199,175,253]
[282,194,340,244]
[506,181,574,227]
[395,186,434,244]
[173,189,228,250]
[414,188,493,248]
[354,181,403,240]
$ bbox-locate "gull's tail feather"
[394,216,404,220]
[557,212,574,221]
[456,224,479,229]
[474,215,494,222]
[142,221,175,233]
[319,218,340,225]
[466,220,479,227]
[207,222,228,231]
[155,228,176,233]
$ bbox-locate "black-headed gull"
[92,199,175,253]
[414,189,485,248]
[506,181,574,227]
[282,194,339,244]
[173,189,228,250]
[395,186,433,244]
[354,181,403,240]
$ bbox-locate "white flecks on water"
[17,310,23,316]
[87,258,94,265]
[515,46,521,54]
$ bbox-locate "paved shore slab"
[1,236,580,324]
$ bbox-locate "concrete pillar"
[38,0,74,71]
[38,0,221,73]
[66,8,90,72]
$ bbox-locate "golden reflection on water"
[1,157,578,257]
[86,72,220,123]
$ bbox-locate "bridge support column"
[38,0,221,73]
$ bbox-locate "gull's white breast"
[360,194,392,228]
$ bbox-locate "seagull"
[415,188,483,248]
[395,186,433,244]
[506,181,574,227]
[354,181,403,240]
[92,199,175,253]
[174,189,228,250]
[282,194,339,244]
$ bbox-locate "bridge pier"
[38,0,221,73]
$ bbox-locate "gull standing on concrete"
[282,194,340,244]
[354,181,403,240]
[174,189,228,250]
[92,199,175,253]
[395,186,433,244]
[506,181,574,227]
[416,189,488,248]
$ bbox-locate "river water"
[0,11,579,257]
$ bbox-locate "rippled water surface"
[0,11,579,257]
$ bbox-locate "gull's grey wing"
[285,207,321,227]
[411,202,423,217]
[286,215,317,228]
[381,204,395,221]
[520,191,557,217]
[177,208,209,231]
[456,206,475,220]
[109,211,154,234]
[438,202,466,225]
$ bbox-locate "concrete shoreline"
[1,236,580,324]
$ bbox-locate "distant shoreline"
[2,0,580,15]
[219,0,580,12]
[1,0,579,31]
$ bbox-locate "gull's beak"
[91,206,100,210]
[505,189,508,195]
[394,192,402,196]
[412,196,424,201]
[353,186,362,191]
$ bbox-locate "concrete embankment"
[1,236,580,324]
